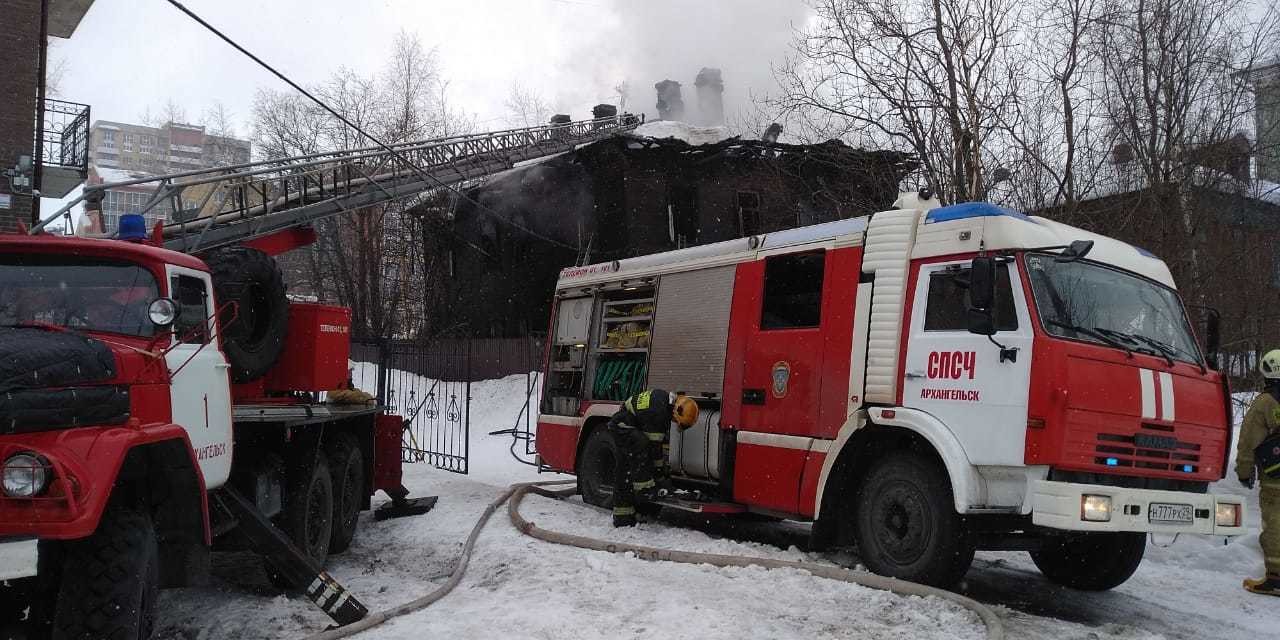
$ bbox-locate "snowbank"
[627,120,736,146]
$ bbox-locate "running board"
[213,487,369,627]
[653,497,747,515]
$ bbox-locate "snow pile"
[627,120,736,146]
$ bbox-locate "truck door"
[165,267,234,489]
[901,259,1033,465]
[735,250,828,436]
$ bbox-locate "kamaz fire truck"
[536,193,1246,589]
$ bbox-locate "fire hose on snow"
[307,480,1005,640]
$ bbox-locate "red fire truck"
[536,193,1246,589]
[0,230,417,637]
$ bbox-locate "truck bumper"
[0,537,38,581]
[1029,480,1245,536]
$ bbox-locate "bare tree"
[250,32,471,339]
[504,82,552,128]
[769,0,1023,203]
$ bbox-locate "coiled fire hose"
[308,480,1005,640]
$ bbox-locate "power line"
[165,0,579,250]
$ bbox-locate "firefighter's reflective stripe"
[613,505,636,516]
[633,479,656,491]
[646,431,664,441]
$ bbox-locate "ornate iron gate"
[352,340,471,474]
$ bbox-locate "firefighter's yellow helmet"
[1262,349,1280,380]
[672,394,699,429]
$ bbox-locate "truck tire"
[577,427,618,508]
[51,507,159,640]
[853,451,974,588]
[327,433,365,554]
[268,451,334,590]
[205,246,288,383]
[1030,531,1145,590]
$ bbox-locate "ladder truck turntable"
[0,115,640,638]
[537,192,1246,589]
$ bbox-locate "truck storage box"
[265,303,351,392]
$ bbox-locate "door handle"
[215,363,232,369]
[905,371,926,380]
[742,389,766,405]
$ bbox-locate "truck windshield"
[0,255,160,338]
[1025,253,1201,366]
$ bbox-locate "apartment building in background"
[85,120,251,233]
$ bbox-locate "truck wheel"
[205,246,288,383]
[268,451,334,590]
[51,507,159,640]
[327,433,365,554]
[1030,531,1145,590]
[853,451,974,588]
[577,427,618,508]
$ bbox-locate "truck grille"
[1094,424,1201,473]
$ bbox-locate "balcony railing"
[39,98,90,170]
[37,98,91,198]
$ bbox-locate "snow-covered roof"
[92,167,153,185]
[624,121,737,146]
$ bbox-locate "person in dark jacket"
[607,389,699,527]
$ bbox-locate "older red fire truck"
[0,229,415,637]
[536,193,1246,589]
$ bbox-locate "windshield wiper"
[1088,326,1179,367]
[1045,319,1135,358]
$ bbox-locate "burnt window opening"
[171,275,210,344]
[668,184,699,248]
[924,266,1018,332]
[761,251,825,330]
[737,191,762,237]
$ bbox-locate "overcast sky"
[49,0,811,137]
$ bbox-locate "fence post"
[376,338,390,405]
[464,338,472,473]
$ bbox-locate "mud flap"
[213,487,369,626]
[373,484,439,521]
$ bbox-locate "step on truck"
[0,231,418,637]
[536,192,1246,589]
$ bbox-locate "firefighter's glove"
[1240,476,1255,490]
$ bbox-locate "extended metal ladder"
[32,114,642,253]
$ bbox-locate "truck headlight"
[2,453,50,498]
[1215,503,1241,528]
[1081,494,1112,522]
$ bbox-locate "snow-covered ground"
[153,380,1279,639]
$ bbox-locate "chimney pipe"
[694,68,724,126]
[654,80,685,121]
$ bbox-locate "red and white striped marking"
[1139,369,1175,421]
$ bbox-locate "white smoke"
[545,0,812,132]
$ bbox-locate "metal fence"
[350,336,545,474]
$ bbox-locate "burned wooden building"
[420,123,915,337]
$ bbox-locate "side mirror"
[148,298,179,327]
[1205,309,1221,368]
[967,257,998,336]
[967,308,997,336]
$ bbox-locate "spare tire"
[205,247,288,382]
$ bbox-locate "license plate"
[1148,502,1194,525]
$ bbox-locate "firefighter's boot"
[1243,575,1280,596]
[613,505,637,527]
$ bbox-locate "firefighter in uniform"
[1237,349,1280,596]
[607,389,699,527]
